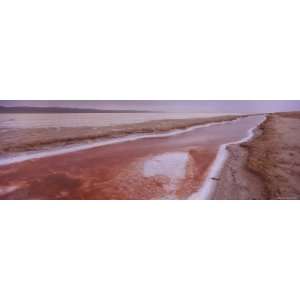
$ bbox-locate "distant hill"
[0,106,150,114]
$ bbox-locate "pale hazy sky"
[1,100,300,113]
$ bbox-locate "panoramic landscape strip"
[0,100,299,200]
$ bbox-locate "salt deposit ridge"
[0,118,242,167]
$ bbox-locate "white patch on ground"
[0,185,18,196]
[143,152,189,195]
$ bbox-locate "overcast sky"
[1,100,300,113]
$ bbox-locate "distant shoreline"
[0,105,152,114]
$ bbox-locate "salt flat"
[0,112,232,128]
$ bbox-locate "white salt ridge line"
[0,118,243,167]
[188,115,267,200]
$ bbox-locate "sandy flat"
[0,112,233,128]
[0,115,240,155]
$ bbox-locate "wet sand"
[214,112,300,200]
[0,116,263,200]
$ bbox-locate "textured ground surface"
[0,115,239,155]
[214,112,300,200]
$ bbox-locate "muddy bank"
[214,112,300,199]
[0,115,241,155]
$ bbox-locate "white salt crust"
[143,152,189,194]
